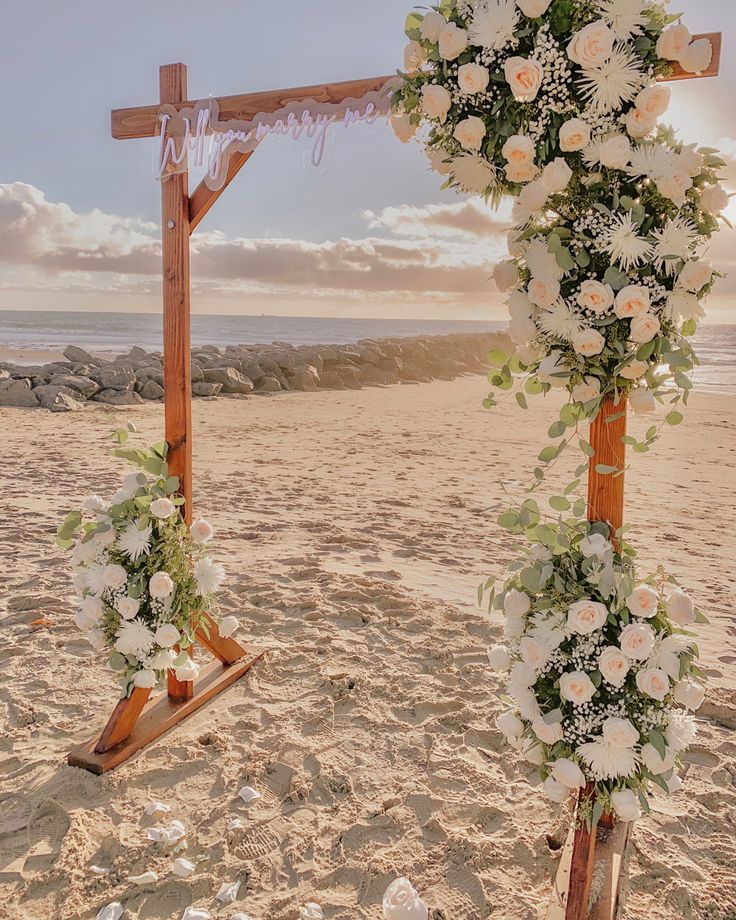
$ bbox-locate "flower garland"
[392,0,728,426]
[57,426,237,695]
[486,517,706,819]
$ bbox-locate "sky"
[0,0,735,321]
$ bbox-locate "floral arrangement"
[392,0,727,425]
[57,426,237,695]
[486,516,706,820]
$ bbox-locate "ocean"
[1,310,734,392]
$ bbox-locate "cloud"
[363,199,513,240]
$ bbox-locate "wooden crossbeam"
[189,150,254,233]
[112,74,395,140]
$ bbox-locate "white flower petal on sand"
[216,880,241,904]
[231,915,253,920]
[148,819,186,845]
[129,870,158,885]
[96,904,123,920]
[172,856,197,878]
[238,786,262,804]
[88,864,111,875]
[382,876,429,920]
[145,801,171,817]
[300,905,324,920]
[218,616,239,638]
[228,818,246,831]
[181,909,211,920]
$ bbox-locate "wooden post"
[160,63,195,704]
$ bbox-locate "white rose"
[657,169,693,206]
[520,636,551,670]
[427,146,453,175]
[619,358,648,381]
[636,667,670,701]
[504,589,531,618]
[533,713,564,745]
[614,285,650,319]
[567,20,615,68]
[403,41,427,74]
[627,585,659,619]
[84,495,106,513]
[420,10,446,43]
[391,115,416,144]
[571,376,601,404]
[453,116,486,152]
[666,588,695,625]
[628,386,656,415]
[421,84,452,123]
[509,662,536,689]
[505,161,539,183]
[218,615,239,638]
[700,184,729,213]
[458,63,490,95]
[504,613,526,639]
[541,158,573,194]
[626,108,657,139]
[550,757,586,789]
[567,599,608,635]
[190,519,214,543]
[133,669,157,689]
[382,877,428,920]
[636,85,671,118]
[81,595,104,623]
[641,742,676,774]
[602,716,639,748]
[488,645,512,672]
[573,329,605,357]
[75,608,95,631]
[507,231,525,258]
[496,710,524,740]
[151,648,176,670]
[611,788,641,822]
[175,657,201,682]
[103,563,128,589]
[579,533,611,558]
[504,56,544,102]
[619,622,655,660]
[151,497,176,519]
[577,280,613,314]
[87,628,107,650]
[516,0,551,16]
[598,135,632,170]
[679,38,713,74]
[519,179,549,213]
[438,22,468,61]
[502,134,535,166]
[543,775,571,803]
[656,23,691,62]
[559,671,596,704]
[538,351,569,388]
[493,261,520,292]
[679,259,713,293]
[598,646,630,688]
[116,595,141,621]
[528,277,560,308]
[666,290,704,323]
[673,680,705,711]
[559,118,590,152]
[507,291,534,319]
[678,146,704,177]
[629,314,661,344]
[149,571,174,599]
[154,623,180,648]
[508,316,537,346]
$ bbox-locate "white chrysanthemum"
[528,610,567,650]
[603,212,654,272]
[597,0,650,39]
[83,562,108,597]
[650,215,699,275]
[118,521,153,561]
[450,154,497,194]
[468,0,519,51]
[578,47,645,113]
[536,300,588,342]
[525,239,564,280]
[114,618,155,658]
[577,737,639,779]
[665,712,697,752]
[194,557,225,596]
[627,143,678,180]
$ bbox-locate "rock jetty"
[0,331,511,411]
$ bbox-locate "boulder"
[190,363,204,383]
[254,375,281,393]
[126,346,151,362]
[288,365,320,392]
[48,374,99,398]
[192,353,216,368]
[134,363,164,382]
[33,385,84,412]
[192,381,222,397]
[90,366,136,391]
[7,365,50,379]
[333,364,363,389]
[240,360,264,382]
[0,369,9,381]
[360,365,390,386]
[318,370,347,391]
[140,380,164,400]
[63,345,104,366]
[202,367,254,394]
[92,389,144,406]
[0,378,40,407]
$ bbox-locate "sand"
[0,378,734,920]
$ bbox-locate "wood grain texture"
[587,396,627,541]
[189,150,254,233]
[112,74,397,140]
[564,785,599,919]
[196,613,248,665]
[160,63,194,704]
[68,648,264,774]
[665,32,722,81]
[93,686,152,753]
